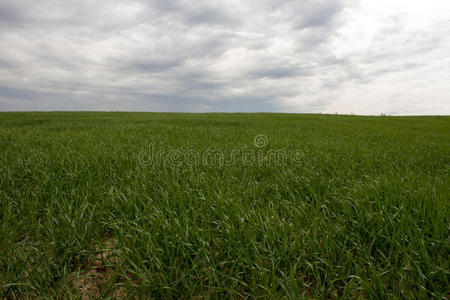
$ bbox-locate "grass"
[0,112,449,299]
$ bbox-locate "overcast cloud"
[0,0,449,114]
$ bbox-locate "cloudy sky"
[0,0,449,114]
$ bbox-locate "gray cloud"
[0,0,449,114]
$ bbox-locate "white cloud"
[0,0,449,114]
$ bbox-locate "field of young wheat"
[0,112,448,298]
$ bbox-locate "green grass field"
[0,112,449,298]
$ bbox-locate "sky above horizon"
[0,0,449,115]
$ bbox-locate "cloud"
[0,0,449,114]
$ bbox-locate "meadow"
[0,112,449,299]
